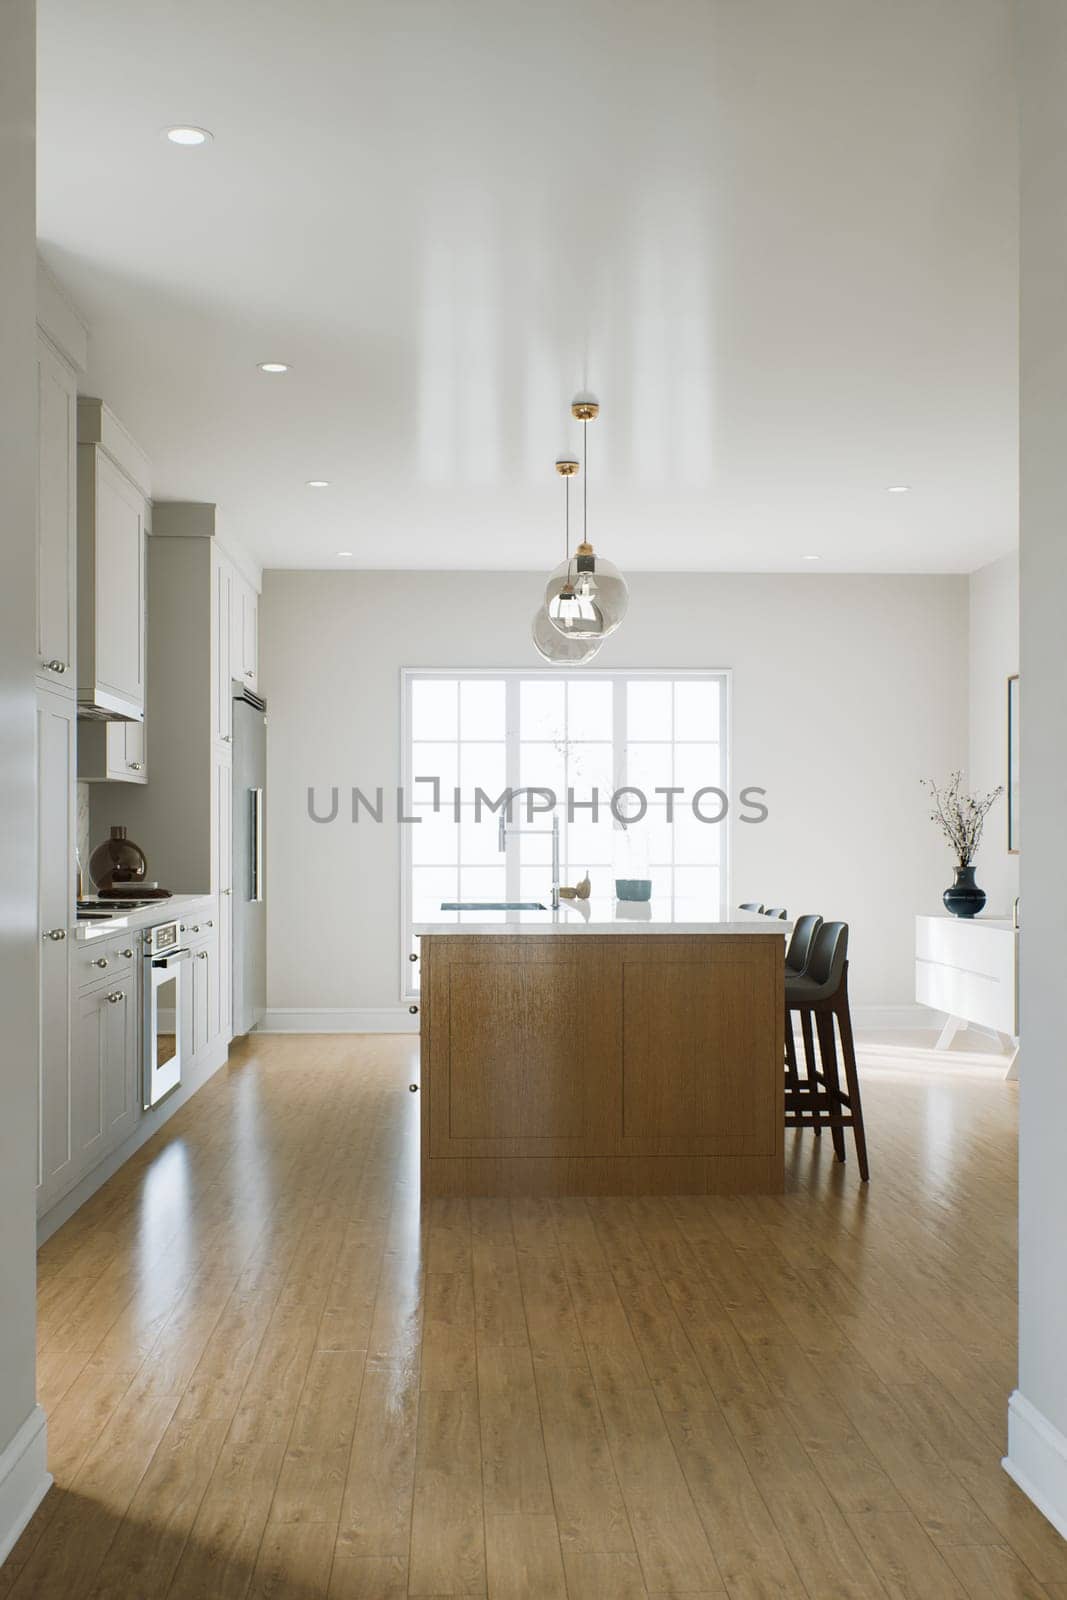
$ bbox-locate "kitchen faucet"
[498,796,561,911]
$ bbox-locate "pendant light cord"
[565,473,570,562]
[583,418,589,546]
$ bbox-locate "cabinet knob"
[408,952,418,962]
[121,948,134,958]
[46,659,66,674]
[408,1004,419,1014]
[197,951,208,960]
[106,990,124,1004]
[222,734,232,742]
[128,762,143,771]
[205,920,213,928]
[43,928,66,941]
[93,957,109,968]
[191,924,200,933]
[244,670,254,678]
[221,888,232,896]
[408,1083,419,1093]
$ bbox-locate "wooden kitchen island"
[414,909,786,1197]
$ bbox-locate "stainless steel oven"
[143,920,189,1109]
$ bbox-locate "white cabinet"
[72,978,138,1178]
[915,914,1018,1062]
[78,717,147,784]
[36,335,77,690]
[215,753,233,898]
[214,552,234,746]
[188,924,221,1060]
[229,569,259,692]
[77,447,147,720]
[36,689,76,1211]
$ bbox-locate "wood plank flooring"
[3,1032,1064,1598]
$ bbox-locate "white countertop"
[72,892,215,942]
[414,900,792,937]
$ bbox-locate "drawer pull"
[129,761,144,771]
[45,659,67,674]
[191,925,200,933]
[93,957,109,969]
[106,990,124,1004]
[43,928,67,941]
[121,948,134,958]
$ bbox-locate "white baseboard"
[0,1405,50,1568]
[1003,1390,1067,1543]
[259,1008,418,1034]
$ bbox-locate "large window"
[400,670,729,995]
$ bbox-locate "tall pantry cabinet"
[34,272,85,1209]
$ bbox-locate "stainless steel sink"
[440,901,546,911]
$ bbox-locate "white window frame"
[398,667,732,1001]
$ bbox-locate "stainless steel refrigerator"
[232,689,266,1034]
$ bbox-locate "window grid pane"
[406,674,727,992]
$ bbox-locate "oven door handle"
[150,948,190,969]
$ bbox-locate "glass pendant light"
[545,398,629,641]
[531,459,603,664]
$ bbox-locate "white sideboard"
[915,913,1018,1072]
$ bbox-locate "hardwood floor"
[3,1032,1065,1598]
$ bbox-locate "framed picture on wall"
[1008,673,1020,854]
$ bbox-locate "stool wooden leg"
[835,997,869,1182]
[800,1009,821,1135]
[815,1010,846,1163]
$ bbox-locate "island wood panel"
[420,934,783,1196]
[621,946,778,1146]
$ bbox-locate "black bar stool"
[782,915,822,1118]
[738,902,764,913]
[784,921,869,1181]
[764,906,788,919]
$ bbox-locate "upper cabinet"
[36,336,78,689]
[230,569,259,692]
[76,399,150,722]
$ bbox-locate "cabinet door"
[214,554,233,745]
[241,584,258,689]
[36,337,77,687]
[93,452,146,716]
[102,978,138,1149]
[215,755,232,896]
[217,891,233,1045]
[37,691,75,1207]
[228,571,245,696]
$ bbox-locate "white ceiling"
[37,0,1017,574]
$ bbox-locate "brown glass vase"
[89,825,147,891]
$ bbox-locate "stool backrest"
[738,902,764,913]
[785,913,822,973]
[807,920,849,991]
[764,906,787,919]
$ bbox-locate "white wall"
[969,552,1019,915]
[1005,0,1067,1541]
[261,570,968,1025]
[0,0,49,1563]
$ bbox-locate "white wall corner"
[259,1008,419,1034]
[0,1405,51,1569]
[1003,1390,1067,1544]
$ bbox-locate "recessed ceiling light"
[337,550,354,558]
[887,484,910,493]
[306,480,330,489]
[164,126,212,146]
[257,362,290,374]
[802,554,821,561]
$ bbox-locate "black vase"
[943,863,986,919]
